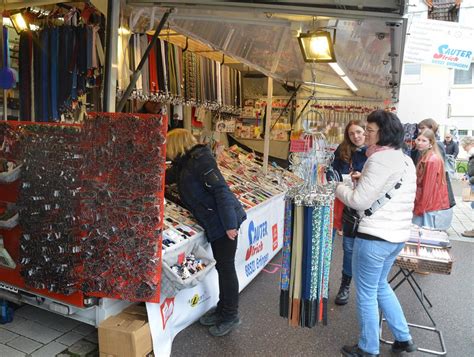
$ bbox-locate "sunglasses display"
[80,113,167,302]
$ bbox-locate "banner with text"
[146,194,285,357]
[405,19,473,71]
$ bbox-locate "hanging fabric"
[280,130,336,327]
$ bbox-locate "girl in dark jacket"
[165,129,246,337]
[331,120,367,306]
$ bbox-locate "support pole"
[116,9,172,113]
[103,0,120,112]
[263,77,273,174]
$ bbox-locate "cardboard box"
[99,305,152,357]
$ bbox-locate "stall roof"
[127,1,408,102]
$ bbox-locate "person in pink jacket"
[412,129,450,229]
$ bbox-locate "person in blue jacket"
[165,128,247,337]
[332,120,367,306]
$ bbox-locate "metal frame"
[379,268,447,356]
[126,1,407,19]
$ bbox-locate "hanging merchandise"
[0,26,16,90]
[120,32,242,114]
[18,18,104,122]
[280,130,336,327]
[80,113,167,302]
[294,100,383,146]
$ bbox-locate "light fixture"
[298,30,336,63]
[328,62,345,76]
[10,13,29,34]
[341,75,358,92]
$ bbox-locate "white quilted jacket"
[336,149,416,243]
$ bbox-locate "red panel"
[0,182,85,307]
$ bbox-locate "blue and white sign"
[405,19,474,71]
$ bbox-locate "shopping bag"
[462,186,474,202]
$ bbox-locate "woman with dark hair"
[337,110,417,357]
[331,120,367,305]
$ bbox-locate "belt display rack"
[379,242,453,356]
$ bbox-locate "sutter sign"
[405,19,473,71]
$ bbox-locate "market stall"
[0,1,411,356]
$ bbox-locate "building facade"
[397,0,474,157]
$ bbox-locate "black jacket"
[165,144,247,242]
[443,140,459,158]
[468,152,474,185]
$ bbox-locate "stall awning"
[126,1,408,102]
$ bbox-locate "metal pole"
[263,77,273,174]
[116,9,172,112]
[103,0,120,112]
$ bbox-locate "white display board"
[146,193,285,357]
[405,19,474,70]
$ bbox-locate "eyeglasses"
[365,129,379,134]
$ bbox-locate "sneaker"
[208,317,241,337]
[199,309,221,326]
[391,339,417,353]
[461,229,474,238]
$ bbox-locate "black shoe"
[335,273,352,305]
[199,309,221,326]
[209,317,241,337]
[391,340,417,353]
[341,345,379,357]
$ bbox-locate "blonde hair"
[166,128,197,160]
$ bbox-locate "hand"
[351,171,362,182]
[226,229,238,240]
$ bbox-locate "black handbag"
[342,206,361,238]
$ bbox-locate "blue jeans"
[352,238,411,355]
[342,236,354,277]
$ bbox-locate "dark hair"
[339,120,365,163]
[418,118,438,133]
[366,110,404,149]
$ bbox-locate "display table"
[380,243,452,356]
[146,193,285,356]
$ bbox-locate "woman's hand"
[351,171,362,182]
[226,229,238,240]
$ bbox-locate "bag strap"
[360,159,409,219]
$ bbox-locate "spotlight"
[298,30,336,63]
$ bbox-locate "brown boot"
[461,229,474,238]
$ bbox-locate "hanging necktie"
[50,27,59,121]
[139,34,149,96]
[147,34,158,93]
[40,29,49,121]
[19,32,32,121]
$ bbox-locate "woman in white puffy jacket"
[337,110,417,357]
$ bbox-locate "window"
[454,63,473,85]
[427,0,460,22]
[404,63,421,76]
[458,129,468,136]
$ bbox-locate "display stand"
[379,246,452,356]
